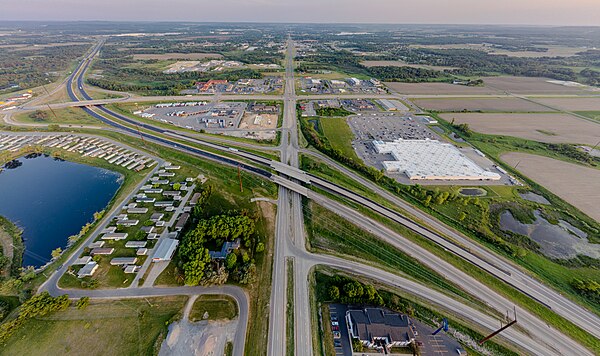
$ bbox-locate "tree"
[328,286,340,300]
[51,247,62,260]
[255,242,265,253]
[76,297,90,310]
[242,252,250,264]
[225,253,237,270]
[458,212,467,221]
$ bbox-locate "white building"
[152,238,179,262]
[373,139,500,181]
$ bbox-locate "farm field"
[131,53,223,60]
[440,112,600,145]
[414,97,553,112]
[411,44,584,58]
[533,97,600,111]
[501,152,600,221]
[385,82,499,95]
[483,76,593,95]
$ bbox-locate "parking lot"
[135,101,247,130]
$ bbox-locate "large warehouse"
[373,139,501,181]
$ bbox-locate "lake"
[0,154,122,267]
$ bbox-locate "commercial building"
[373,139,501,181]
[152,238,179,262]
[346,308,415,351]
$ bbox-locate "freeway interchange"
[5,38,600,356]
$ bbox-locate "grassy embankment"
[189,295,238,321]
[12,108,105,126]
[0,296,186,356]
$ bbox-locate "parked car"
[333,331,341,339]
[334,340,342,347]
[332,326,339,331]
[330,314,338,321]
[331,321,339,326]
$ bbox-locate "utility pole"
[136,125,145,146]
[479,307,517,345]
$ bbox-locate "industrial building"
[373,139,501,181]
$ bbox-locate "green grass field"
[1,296,186,356]
[286,258,295,356]
[13,108,105,126]
[318,117,360,161]
[189,295,238,321]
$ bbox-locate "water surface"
[0,154,122,267]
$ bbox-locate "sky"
[2,0,600,26]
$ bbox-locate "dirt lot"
[414,97,553,112]
[483,76,593,95]
[502,152,600,221]
[132,53,223,60]
[361,60,458,71]
[441,112,600,145]
[239,112,278,130]
[533,97,600,111]
[386,82,500,95]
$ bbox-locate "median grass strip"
[286,258,295,356]
[1,296,186,356]
[189,295,238,321]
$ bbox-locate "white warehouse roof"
[373,139,501,181]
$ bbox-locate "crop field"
[534,97,600,111]
[385,82,498,95]
[501,152,600,221]
[414,97,553,112]
[483,76,593,95]
[411,44,583,58]
[440,112,600,145]
[131,53,223,60]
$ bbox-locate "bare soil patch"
[501,152,600,221]
[132,53,223,60]
[414,97,553,112]
[533,97,600,111]
[440,112,600,145]
[386,82,499,95]
[483,76,593,95]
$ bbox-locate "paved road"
[16,37,600,356]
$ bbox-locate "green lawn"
[1,296,186,356]
[318,117,360,161]
[189,295,238,321]
[575,111,600,122]
[286,258,295,356]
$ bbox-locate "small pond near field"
[0,154,122,267]
[500,210,600,260]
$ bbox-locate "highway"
[13,38,600,355]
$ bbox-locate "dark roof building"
[346,308,415,351]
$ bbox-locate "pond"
[519,192,550,205]
[499,210,600,260]
[0,154,122,267]
[459,188,486,197]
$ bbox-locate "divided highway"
[21,38,600,355]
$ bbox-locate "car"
[330,315,338,321]
[331,321,339,326]
[334,340,342,347]
[333,331,341,339]
[332,325,339,331]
